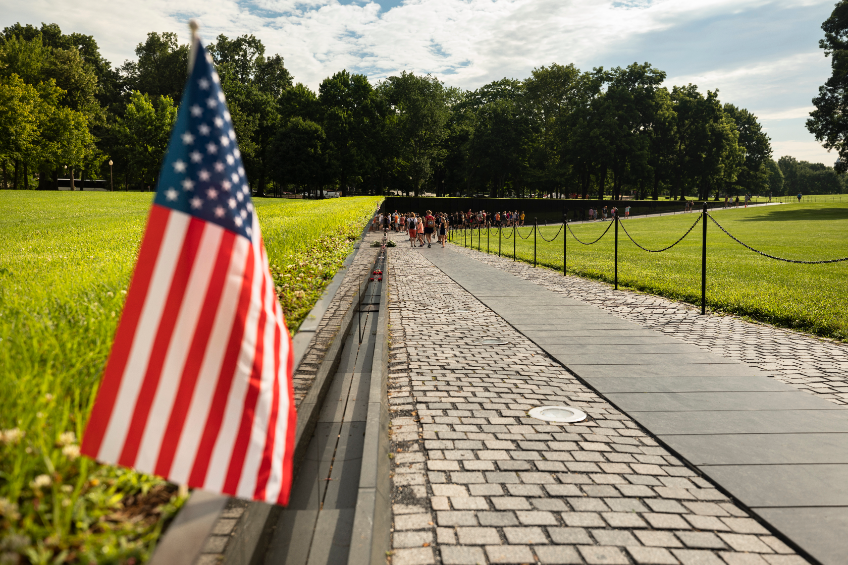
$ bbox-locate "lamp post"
[108,160,113,191]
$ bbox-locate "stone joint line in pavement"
[386,239,807,565]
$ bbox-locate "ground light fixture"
[528,406,588,423]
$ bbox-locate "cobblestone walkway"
[447,239,848,406]
[386,241,808,565]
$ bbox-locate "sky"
[1,0,838,164]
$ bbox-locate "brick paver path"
[448,238,848,406]
[386,239,809,565]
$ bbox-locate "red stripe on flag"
[223,272,269,494]
[188,247,256,488]
[278,329,296,505]
[254,276,281,500]
[119,217,206,467]
[154,230,236,478]
[81,205,171,458]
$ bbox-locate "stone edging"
[348,247,391,564]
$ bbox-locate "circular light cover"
[528,406,588,424]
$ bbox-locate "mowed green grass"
[0,192,380,563]
[461,203,848,341]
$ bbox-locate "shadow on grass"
[736,205,848,222]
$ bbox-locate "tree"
[724,104,772,195]
[267,117,326,196]
[121,32,189,103]
[0,74,41,188]
[524,63,583,196]
[765,159,784,195]
[319,71,377,196]
[807,1,848,172]
[113,91,176,190]
[379,72,449,196]
[468,98,532,197]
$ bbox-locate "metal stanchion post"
[513,223,516,261]
[563,213,567,276]
[614,210,618,290]
[534,218,537,268]
[498,226,501,257]
[478,224,481,251]
[701,202,707,315]
[487,225,490,253]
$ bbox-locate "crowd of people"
[372,205,641,247]
[372,210,449,248]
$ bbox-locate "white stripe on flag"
[266,297,291,501]
[237,254,277,499]
[204,242,265,492]
[98,212,190,462]
[134,223,223,473]
[169,235,250,485]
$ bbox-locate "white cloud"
[771,140,833,165]
[758,106,816,121]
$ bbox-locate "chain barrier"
[567,221,613,245]
[538,224,563,242]
[517,225,535,240]
[708,215,848,264]
[619,215,701,253]
[501,227,513,239]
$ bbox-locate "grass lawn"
[460,203,848,341]
[0,192,380,563]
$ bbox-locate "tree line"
[1,22,844,198]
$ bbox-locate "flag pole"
[188,19,200,74]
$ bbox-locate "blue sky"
[2,0,837,164]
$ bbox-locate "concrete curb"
[149,216,379,565]
[348,247,391,564]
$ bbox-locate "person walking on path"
[624,205,630,218]
[520,211,525,226]
[423,210,436,248]
[407,214,418,247]
[437,213,448,248]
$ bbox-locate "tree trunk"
[23,162,29,190]
[52,169,59,190]
[13,160,19,190]
[598,166,607,201]
[70,168,76,190]
[1,160,7,189]
[652,170,659,200]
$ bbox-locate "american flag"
[81,38,296,505]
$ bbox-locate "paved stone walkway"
[386,240,808,565]
[447,238,848,406]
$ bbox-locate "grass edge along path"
[0,192,381,564]
[456,203,848,342]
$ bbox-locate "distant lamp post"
[108,160,113,191]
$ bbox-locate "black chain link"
[500,227,513,240]
[538,224,564,242]
[567,221,613,245]
[517,226,535,239]
[708,215,848,264]
[619,215,701,253]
